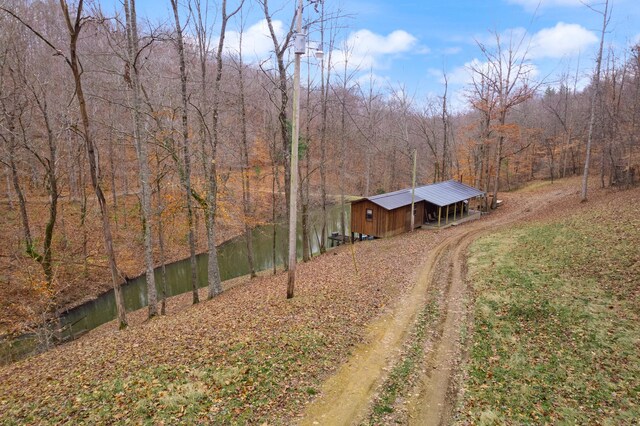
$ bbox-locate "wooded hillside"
[1,0,638,333]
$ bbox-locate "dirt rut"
[299,185,575,426]
[299,234,457,425]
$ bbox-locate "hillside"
[456,185,640,423]
[0,178,638,424]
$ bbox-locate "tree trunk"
[629,52,640,188]
[262,0,296,271]
[581,0,609,201]
[124,0,157,318]
[58,0,128,328]
[441,73,449,180]
[237,31,256,278]
[170,0,199,304]
[10,141,33,252]
[205,0,240,298]
[339,59,348,238]
[79,157,89,279]
[318,0,328,254]
[156,166,168,315]
[107,119,118,226]
[490,118,505,210]
[34,92,59,288]
[272,153,277,275]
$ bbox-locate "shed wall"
[351,200,389,237]
[351,200,425,238]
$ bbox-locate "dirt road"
[299,183,576,426]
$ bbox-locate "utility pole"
[410,149,417,231]
[287,0,303,299]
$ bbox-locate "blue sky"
[120,0,640,110]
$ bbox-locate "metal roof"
[367,190,416,210]
[365,180,484,210]
[414,180,485,207]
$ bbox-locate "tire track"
[299,185,575,426]
[406,189,573,425]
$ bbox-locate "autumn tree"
[1,0,129,328]
[471,30,537,209]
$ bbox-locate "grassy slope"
[458,188,640,424]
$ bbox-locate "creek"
[0,204,351,365]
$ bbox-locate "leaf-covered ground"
[0,220,449,424]
[3,178,636,424]
[457,186,640,424]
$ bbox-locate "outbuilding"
[350,180,485,239]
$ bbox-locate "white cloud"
[332,29,419,70]
[447,59,488,86]
[446,56,539,87]
[529,22,598,58]
[474,23,596,60]
[225,19,284,62]
[474,27,527,49]
[355,72,391,89]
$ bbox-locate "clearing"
[299,179,579,425]
[1,178,636,425]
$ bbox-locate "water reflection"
[60,204,350,338]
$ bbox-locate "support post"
[453,203,457,222]
[438,206,442,227]
[410,149,417,231]
[446,204,449,225]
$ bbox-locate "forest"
[1,0,638,342]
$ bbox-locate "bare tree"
[316,0,341,254]
[0,47,33,257]
[416,98,441,182]
[26,79,60,289]
[123,0,157,318]
[472,30,537,209]
[441,71,451,180]
[204,0,243,298]
[581,0,610,201]
[170,0,199,304]
[259,0,296,270]
[627,44,640,187]
[236,25,257,278]
[0,0,129,328]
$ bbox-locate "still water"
[0,204,350,364]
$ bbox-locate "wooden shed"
[350,180,484,239]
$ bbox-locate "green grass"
[2,327,327,425]
[458,199,640,424]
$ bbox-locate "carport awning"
[414,180,485,207]
[366,180,484,210]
